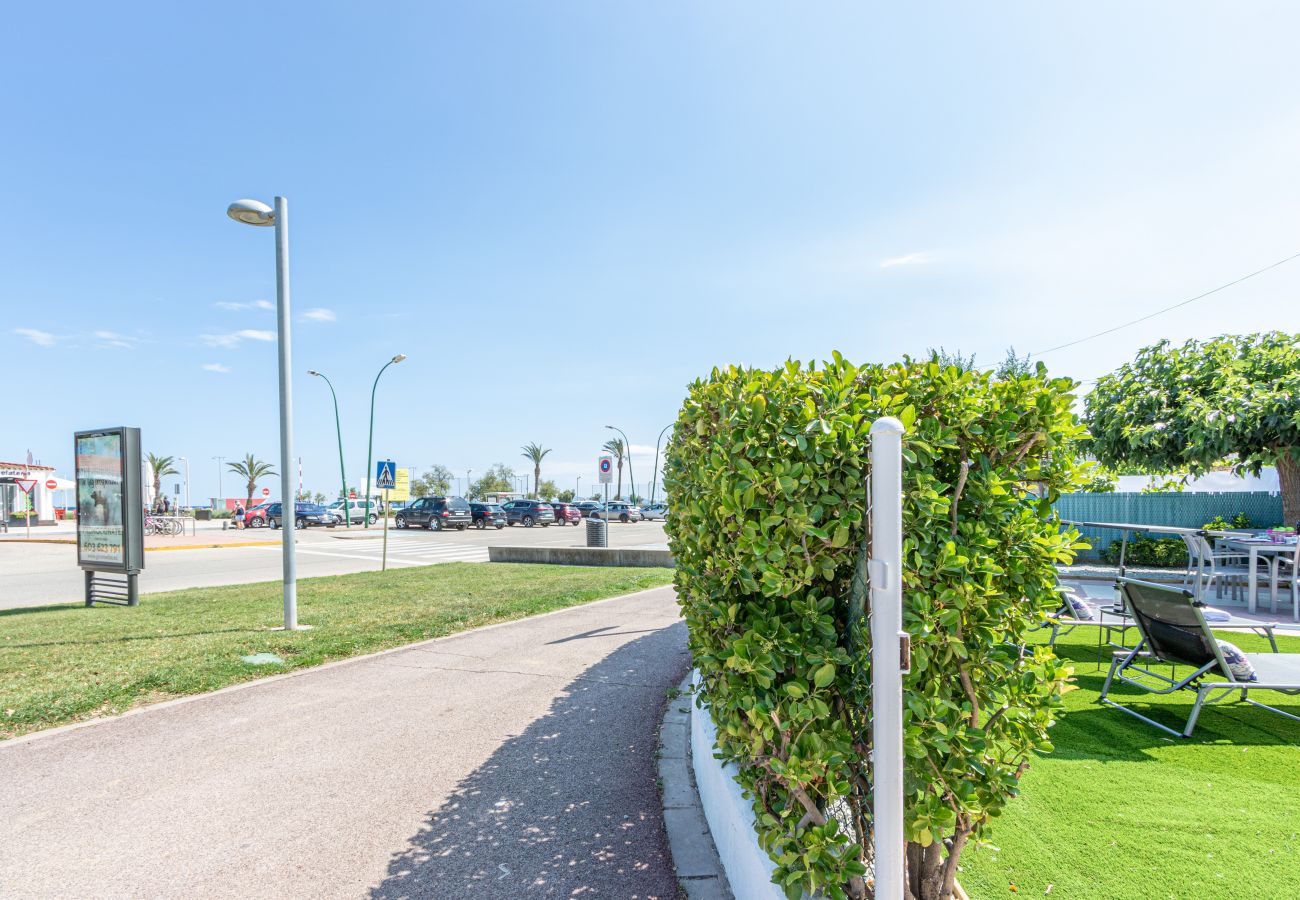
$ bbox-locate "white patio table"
[1218,535,1299,616]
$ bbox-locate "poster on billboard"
[75,427,144,574]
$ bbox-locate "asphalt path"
[0,585,690,899]
[0,521,669,610]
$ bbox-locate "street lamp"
[308,370,350,528]
[605,425,634,502]
[650,423,672,504]
[212,456,225,502]
[178,456,190,510]
[227,196,301,630]
[363,354,407,528]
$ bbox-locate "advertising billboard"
[75,427,144,573]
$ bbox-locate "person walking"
[234,502,245,530]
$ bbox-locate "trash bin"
[586,516,608,548]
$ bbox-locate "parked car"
[572,500,602,518]
[470,502,506,529]
[266,502,340,529]
[501,499,556,527]
[327,498,380,525]
[395,496,472,531]
[639,502,668,521]
[549,502,582,525]
[243,502,273,527]
[596,501,642,523]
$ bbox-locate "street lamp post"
[650,423,671,505]
[178,456,190,510]
[363,355,407,528]
[605,425,634,502]
[466,469,472,499]
[213,456,225,503]
[576,475,581,500]
[227,196,300,630]
[308,370,350,528]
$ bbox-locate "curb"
[659,674,733,899]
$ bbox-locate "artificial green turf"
[0,563,672,740]
[959,627,1300,900]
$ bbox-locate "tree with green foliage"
[556,488,575,503]
[666,353,1084,900]
[146,453,178,508]
[412,464,453,497]
[469,463,515,500]
[536,479,559,500]
[520,442,551,499]
[227,454,276,510]
[602,438,626,498]
[1086,333,1300,522]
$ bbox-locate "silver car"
[597,501,642,522]
[639,502,668,521]
[327,499,380,525]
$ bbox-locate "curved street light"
[308,370,349,528]
[364,354,407,527]
[650,423,672,505]
[604,425,634,502]
[227,196,300,630]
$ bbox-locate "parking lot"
[0,520,669,610]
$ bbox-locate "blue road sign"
[375,460,396,490]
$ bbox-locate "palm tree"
[146,453,178,509]
[602,438,626,499]
[520,442,551,499]
[227,453,277,509]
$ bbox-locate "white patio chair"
[1183,533,1250,602]
[1270,541,1300,623]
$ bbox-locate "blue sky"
[5,2,1300,500]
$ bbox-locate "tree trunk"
[1278,452,1300,526]
[616,462,623,499]
[535,466,541,498]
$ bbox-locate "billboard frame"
[74,426,145,605]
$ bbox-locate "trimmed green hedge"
[665,355,1083,900]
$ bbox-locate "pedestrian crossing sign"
[375,460,396,490]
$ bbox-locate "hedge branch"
[949,457,970,537]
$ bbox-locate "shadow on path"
[371,621,690,900]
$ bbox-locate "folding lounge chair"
[1043,582,1278,652]
[1099,578,1300,737]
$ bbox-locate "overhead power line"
[1031,249,1300,356]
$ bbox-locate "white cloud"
[14,328,58,347]
[215,300,275,311]
[301,307,336,323]
[93,330,137,349]
[202,363,231,373]
[200,329,276,348]
[880,251,933,269]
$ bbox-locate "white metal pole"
[869,416,906,898]
[274,196,298,630]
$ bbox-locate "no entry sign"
[262,487,271,497]
[45,479,58,490]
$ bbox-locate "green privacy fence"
[1054,491,1286,559]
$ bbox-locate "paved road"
[0,522,669,610]
[0,586,690,899]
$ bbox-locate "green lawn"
[0,563,673,740]
[960,627,1300,900]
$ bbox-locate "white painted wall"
[690,671,786,900]
[1114,466,1279,493]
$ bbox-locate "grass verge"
[0,563,673,740]
[960,627,1300,900]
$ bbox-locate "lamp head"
[227,199,276,226]
[307,370,320,377]
[392,354,407,364]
